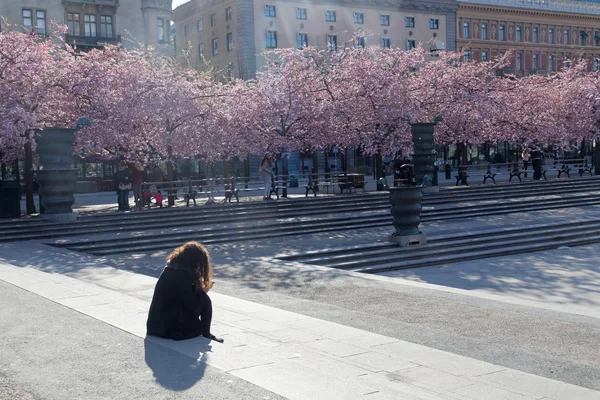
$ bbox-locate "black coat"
[146,266,203,340]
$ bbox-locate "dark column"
[35,128,78,221]
[411,123,437,189]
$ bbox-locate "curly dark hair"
[166,241,212,287]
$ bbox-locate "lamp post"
[35,118,91,222]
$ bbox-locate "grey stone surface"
[0,280,284,400]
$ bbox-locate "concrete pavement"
[1,239,600,399]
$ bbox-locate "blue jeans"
[118,189,130,210]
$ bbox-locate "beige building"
[0,0,173,54]
[174,0,458,78]
[457,0,600,74]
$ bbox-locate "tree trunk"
[594,139,600,175]
[24,141,36,215]
[282,156,288,197]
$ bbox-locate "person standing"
[531,147,543,180]
[131,163,143,211]
[259,156,274,200]
[521,149,530,178]
[116,160,132,211]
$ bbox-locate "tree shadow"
[143,336,212,391]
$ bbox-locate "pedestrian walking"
[146,241,224,343]
[115,160,132,211]
[259,156,274,200]
[522,149,530,178]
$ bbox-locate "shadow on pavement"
[144,336,211,391]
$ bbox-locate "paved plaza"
[2,181,600,399]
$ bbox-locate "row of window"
[184,7,232,37]
[463,50,594,72]
[463,21,598,46]
[264,31,416,50]
[264,6,439,29]
[23,9,116,38]
[198,32,234,57]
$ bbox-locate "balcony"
[65,34,121,49]
[458,0,600,15]
[62,0,119,6]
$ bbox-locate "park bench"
[508,164,523,182]
[579,163,594,177]
[483,166,496,184]
[558,163,571,178]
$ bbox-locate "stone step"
[3,177,599,233]
[356,233,600,274]
[277,218,595,264]
[3,184,600,243]
[55,196,600,256]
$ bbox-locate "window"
[22,9,33,30]
[564,29,569,45]
[499,25,505,41]
[594,58,599,72]
[356,37,365,47]
[405,17,415,28]
[227,32,233,51]
[266,30,277,48]
[430,18,439,30]
[481,23,487,39]
[516,52,522,70]
[85,14,97,37]
[198,43,204,58]
[580,31,586,46]
[463,50,469,61]
[595,31,599,46]
[481,51,488,61]
[264,5,276,17]
[499,51,505,58]
[327,34,337,50]
[296,8,307,20]
[226,7,232,21]
[297,33,308,48]
[212,38,218,55]
[564,56,571,68]
[36,10,46,34]
[100,16,113,38]
[211,14,216,26]
[548,28,554,44]
[67,13,80,35]
[326,10,336,22]
[183,24,188,37]
[406,39,416,50]
[516,26,521,41]
[533,27,538,43]
[533,53,539,69]
[463,22,469,38]
[381,38,391,49]
[354,12,364,24]
[197,19,203,31]
[157,18,165,40]
[380,15,390,26]
[549,54,555,71]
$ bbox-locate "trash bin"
[0,180,22,218]
[289,175,298,188]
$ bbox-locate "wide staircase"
[2,177,600,265]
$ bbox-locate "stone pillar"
[411,123,438,192]
[35,128,78,222]
[388,186,426,246]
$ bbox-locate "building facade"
[174,0,459,78]
[457,0,600,74]
[0,0,173,54]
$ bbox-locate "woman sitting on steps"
[146,241,224,343]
